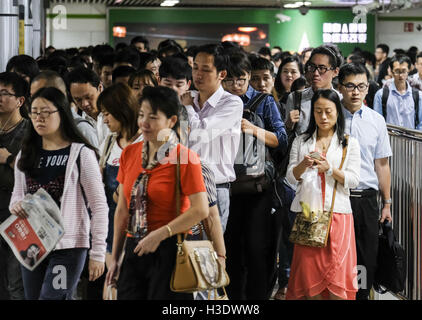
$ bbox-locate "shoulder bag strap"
[291,90,302,133]
[99,134,117,169]
[412,88,420,128]
[245,93,268,113]
[381,86,389,120]
[175,147,183,245]
[329,135,349,213]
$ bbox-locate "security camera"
[299,5,309,16]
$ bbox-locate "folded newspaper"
[0,188,64,271]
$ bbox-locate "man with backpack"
[221,51,287,300]
[373,55,422,131]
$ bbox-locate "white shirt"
[82,112,110,146]
[99,134,143,167]
[185,86,243,184]
[286,132,361,214]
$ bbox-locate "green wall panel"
[108,8,375,56]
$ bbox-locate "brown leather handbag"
[170,153,230,296]
[289,136,349,248]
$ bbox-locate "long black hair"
[18,87,96,177]
[304,89,347,147]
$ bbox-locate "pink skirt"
[285,212,358,300]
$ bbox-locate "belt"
[216,183,230,189]
[350,189,378,198]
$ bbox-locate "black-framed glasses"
[29,110,59,119]
[0,91,17,98]
[392,70,408,76]
[223,78,247,86]
[341,82,369,92]
[305,63,335,75]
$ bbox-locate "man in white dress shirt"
[181,44,243,232]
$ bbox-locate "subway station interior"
[1,0,422,302]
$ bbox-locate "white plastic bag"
[299,168,323,222]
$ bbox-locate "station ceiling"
[48,0,420,9]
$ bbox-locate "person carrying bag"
[285,89,361,300]
[170,152,230,299]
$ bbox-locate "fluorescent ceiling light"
[284,1,311,8]
[161,0,179,6]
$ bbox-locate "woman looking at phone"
[285,89,361,300]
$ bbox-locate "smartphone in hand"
[309,151,322,160]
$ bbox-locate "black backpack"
[374,221,406,294]
[231,93,276,195]
[381,86,420,128]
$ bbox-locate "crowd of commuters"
[0,34,417,300]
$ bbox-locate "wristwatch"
[383,198,392,205]
[6,154,14,166]
[326,164,333,177]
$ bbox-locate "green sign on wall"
[108,8,375,56]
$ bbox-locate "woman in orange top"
[105,86,208,300]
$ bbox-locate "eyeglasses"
[305,63,335,75]
[223,78,247,86]
[341,82,369,92]
[29,110,59,119]
[0,91,17,98]
[392,70,408,76]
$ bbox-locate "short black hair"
[0,72,30,98]
[194,44,228,73]
[348,54,365,65]
[159,57,192,81]
[186,46,198,58]
[92,44,114,62]
[258,47,271,57]
[309,44,343,68]
[131,36,149,51]
[98,53,115,70]
[6,55,40,81]
[416,52,422,60]
[272,52,284,63]
[158,44,183,61]
[115,42,128,52]
[361,50,376,67]
[31,70,68,98]
[389,54,412,70]
[114,47,140,70]
[250,57,274,75]
[226,53,251,78]
[66,67,101,89]
[112,66,136,83]
[376,44,390,56]
[338,63,369,84]
[138,52,158,70]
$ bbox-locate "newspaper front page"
[0,188,64,271]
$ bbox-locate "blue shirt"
[373,81,422,131]
[242,85,288,155]
[342,103,392,190]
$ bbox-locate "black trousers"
[224,189,274,300]
[350,195,379,300]
[117,236,193,300]
[0,237,24,300]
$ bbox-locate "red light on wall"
[258,31,267,40]
[113,26,127,38]
[238,27,258,33]
[222,34,250,46]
